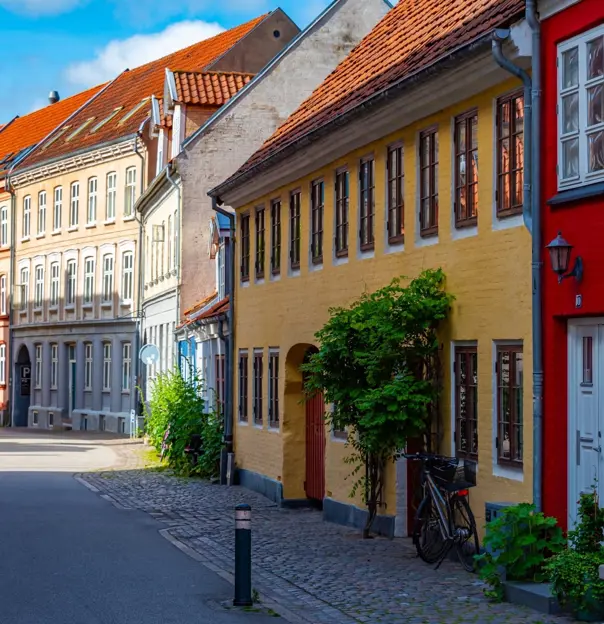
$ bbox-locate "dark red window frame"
[310,180,324,264]
[270,200,281,275]
[334,169,349,257]
[240,213,250,281]
[253,351,263,426]
[419,127,439,237]
[496,90,524,218]
[238,352,248,422]
[496,345,523,466]
[289,191,301,270]
[255,207,265,279]
[454,346,478,460]
[359,158,375,251]
[387,145,404,244]
[454,110,478,228]
[268,351,279,428]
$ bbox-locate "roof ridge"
[173,69,256,77]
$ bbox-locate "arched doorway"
[303,347,325,503]
[14,345,31,427]
[283,343,326,502]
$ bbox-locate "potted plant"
[546,488,604,621]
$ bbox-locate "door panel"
[569,323,603,528]
[305,393,325,502]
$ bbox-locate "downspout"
[5,176,16,427]
[492,4,543,511]
[212,198,235,484]
[165,164,180,350]
[132,117,149,432]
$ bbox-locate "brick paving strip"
[78,445,574,624]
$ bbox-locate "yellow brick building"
[211,0,532,536]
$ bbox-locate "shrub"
[475,503,565,602]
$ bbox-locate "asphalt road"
[0,431,279,624]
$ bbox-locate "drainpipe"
[5,175,16,427]
[165,164,180,346]
[212,197,235,485]
[492,4,543,512]
[132,117,149,432]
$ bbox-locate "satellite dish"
[139,344,160,366]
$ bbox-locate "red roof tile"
[17,15,267,172]
[183,291,217,317]
[217,0,524,191]
[173,71,254,106]
[195,296,229,321]
[0,84,104,176]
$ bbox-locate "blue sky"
[0,0,332,122]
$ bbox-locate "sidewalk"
[81,465,572,624]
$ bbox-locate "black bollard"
[233,503,252,607]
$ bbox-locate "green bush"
[475,503,566,601]
[143,369,223,479]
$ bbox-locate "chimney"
[48,91,60,105]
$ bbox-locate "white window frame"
[50,261,60,307]
[69,182,79,229]
[87,177,98,225]
[0,343,6,386]
[103,342,112,391]
[0,275,6,315]
[34,265,44,309]
[19,266,29,311]
[66,259,77,307]
[37,191,46,236]
[558,26,604,189]
[35,344,42,389]
[53,186,62,232]
[121,250,134,303]
[122,342,132,392]
[22,196,31,239]
[218,243,226,300]
[0,206,7,247]
[50,343,58,389]
[124,167,136,219]
[84,342,93,390]
[106,172,117,222]
[84,257,95,305]
[102,253,114,303]
[167,215,172,272]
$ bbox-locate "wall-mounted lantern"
[545,231,583,284]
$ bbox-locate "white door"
[568,321,604,528]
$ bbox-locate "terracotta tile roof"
[16,14,267,172]
[173,71,254,106]
[0,84,104,177]
[216,0,524,191]
[183,291,217,317]
[157,99,173,129]
[195,296,229,322]
[178,295,229,330]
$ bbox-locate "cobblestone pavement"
[81,460,575,624]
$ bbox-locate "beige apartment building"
[8,13,293,431]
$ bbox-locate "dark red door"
[305,392,325,501]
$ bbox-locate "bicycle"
[403,452,480,572]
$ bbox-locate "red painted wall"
[542,0,604,530]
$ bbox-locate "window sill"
[65,304,75,311]
[419,227,438,238]
[84,389,92,393]
[359,243,375,253]
[101,302,112,309]
[49,305,59,311]
[253,422,264,430]
[268,425,280,433]
[388,235,405,245]
[241,277,250,284]
[51,229,61,236]
[21,237,30,243]
[497,458,523,469]
[121,391,131,395]
[120,300,132,307]
[238,420,249,426]
[455,218,477,229]
[67,226,78,233]
[102,389,111,394]
[335,249,348,259]
[36,233,45,239]
[123,216,135,222]
[311,256,323,265]
[19,310,27,316]
[548,181,604,206]
[290,262,300,271]
[85,223,96,229]
[33,307,43,313]
[256,272,265,281]
[82,303,93,310]
[496,207,523,219]
[104,219,116,225]
[50,386,58,391]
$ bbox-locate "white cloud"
[0,0,81,15]
[65,20,225,87]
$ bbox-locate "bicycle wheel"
[413,495,447,564]
[451,495,480,572]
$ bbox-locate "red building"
[541,0,604,530]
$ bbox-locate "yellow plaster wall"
[233,78,533,530]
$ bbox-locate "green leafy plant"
[301,269,453,536]
[546,487,604,620]
[142,369,223,478]
[475,503,566,602]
